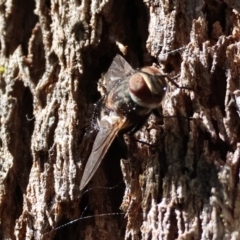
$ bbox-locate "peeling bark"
[0,0,240,239]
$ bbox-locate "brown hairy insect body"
[80,54,168,190]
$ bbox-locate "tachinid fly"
[80,54,168,190]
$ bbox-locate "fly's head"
[128,67,168,109]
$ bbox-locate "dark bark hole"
[208,135,228,160]
[80,51,115,104]
[37,150,48,173]
[71,21,89,42]
[5,0,38,56]
[1,76,34,238]
[20,0,39,55]
[74,0,82,6]
[53,215,81,240]
[168,209,179,239]
[45,0,51,9]
[162,52,183,74]
[203,0,227,40]
[120,0,150,64]
[11,82,33,194]
[28,26,46,85]
[13,185,23,219]
[208,66,227,114]
[22,86,34,129]
[197,159,217,199]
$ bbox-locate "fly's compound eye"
[128,72,168,109]
[129,73,152,101]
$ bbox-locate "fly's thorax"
[105,77,151,118]
[128,67,168,109]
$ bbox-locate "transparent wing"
[80,115,126,190]
[104,54,135,91]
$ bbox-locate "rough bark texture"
[0,0,240,239]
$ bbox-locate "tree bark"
[0,0,240,239]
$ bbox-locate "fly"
[80,54,169,190]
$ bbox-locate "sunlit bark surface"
[0,0,240,239]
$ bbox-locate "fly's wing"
[80,115,127,190]
[104,54,135,92]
